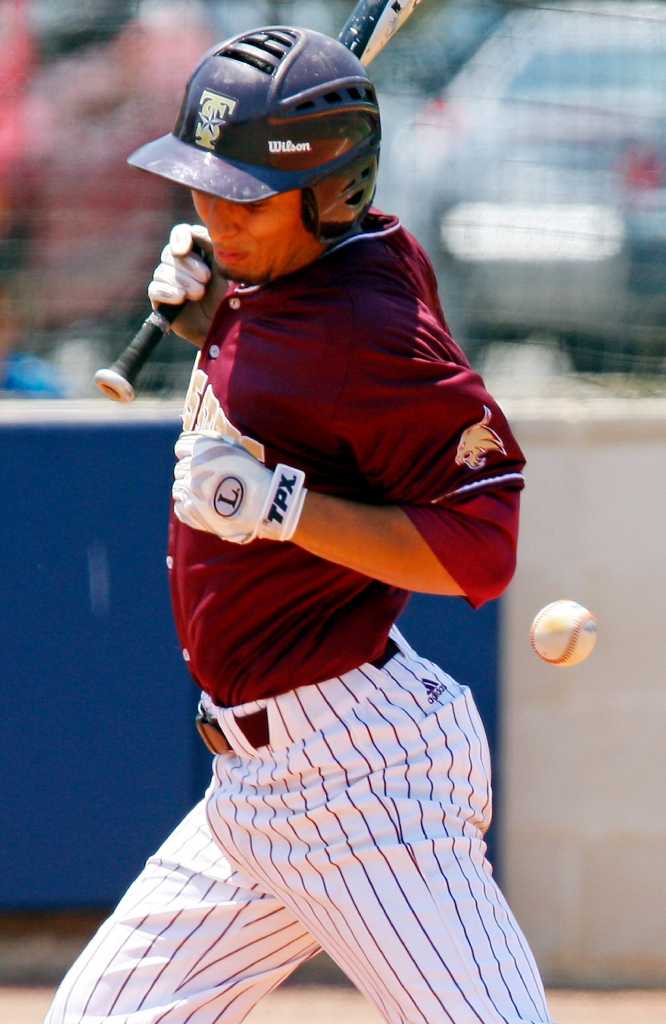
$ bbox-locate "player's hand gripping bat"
[94,0,423,402]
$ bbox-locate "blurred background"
[4,0,666,396]
[2,1,666,1018]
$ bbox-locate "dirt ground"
[2,913,663,1023]
[3,984,666,1024]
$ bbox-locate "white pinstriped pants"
[45,629,552,1024]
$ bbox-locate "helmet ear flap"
[311,152,379,241]
[301,188,320,238]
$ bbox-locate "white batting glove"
[148,224,228,346]
[148,223,212,307]
[172,431,307,544]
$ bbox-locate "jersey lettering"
[181,358,265,462]
[199,386,230,435]
[182,356,208,432]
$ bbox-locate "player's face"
[191,189,326,284]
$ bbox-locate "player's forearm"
[292,491,465,596]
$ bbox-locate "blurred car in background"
[396,1,666,371]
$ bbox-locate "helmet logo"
[195,89,238,151]
[455,405,507,470]
[268,140,312,154]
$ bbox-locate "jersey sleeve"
[333,293,525,606]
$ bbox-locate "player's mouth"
[214,247,246,264]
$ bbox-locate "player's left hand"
[172,431,307,544]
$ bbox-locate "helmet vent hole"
[295,100,316,111]
[324,91,343,104]
[346,191,365,208]
[360,166,371,179]
[222,30,297,75]
[248,37,287,59]
[266,30,298,47]
[347,87,362,100]
[225,46,276,75]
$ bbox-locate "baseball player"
[46,27,552,1024]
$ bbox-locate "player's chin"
[216,259,268,287]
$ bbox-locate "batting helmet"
[128,26,381,241]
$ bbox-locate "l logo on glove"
[214,476,245,517]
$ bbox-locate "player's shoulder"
[279,212,407,331]
[299,209,432,304]
[325,208,427,284]
[323,210,462,362]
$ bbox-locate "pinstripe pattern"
[44,802,320,1024]
[44,632,551,1023]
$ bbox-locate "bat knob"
[94,367,136,403]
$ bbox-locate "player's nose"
[207,197,246,237]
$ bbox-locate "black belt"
[195,637,400,756]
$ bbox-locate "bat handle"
[94,306,180,402]
[94,241,210,402]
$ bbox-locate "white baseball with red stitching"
[529,599,598,667]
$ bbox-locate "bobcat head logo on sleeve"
[455,405,507,470]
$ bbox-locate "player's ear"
[301,188,319,237]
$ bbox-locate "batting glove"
[149,224,212,306]
[148,224,227,345]
[172,432,307,544]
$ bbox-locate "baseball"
[529,600,598,667]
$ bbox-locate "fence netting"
[2,0,665,397]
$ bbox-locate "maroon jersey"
[168,211,525,706]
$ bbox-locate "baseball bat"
[94,0,423,402]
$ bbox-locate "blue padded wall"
[0,420,500,907]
